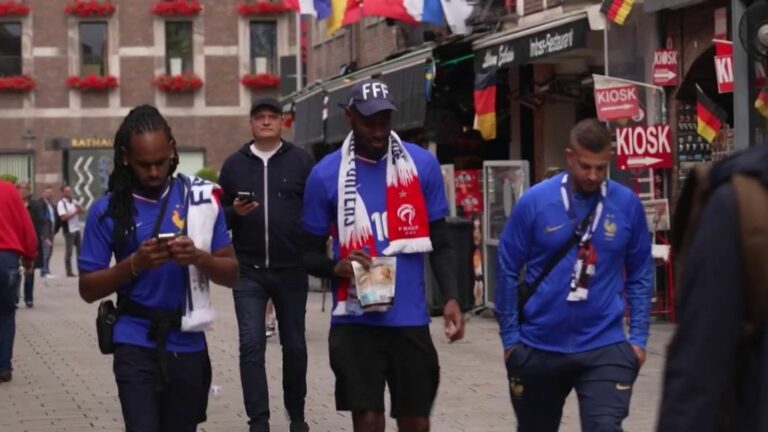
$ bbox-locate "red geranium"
[152,74,204,92]
[0,1,30,17]
[64,1,116,17]
[152,0,202,16]
[67,74,119,91]
[0,75,35,91]
[241,73,281,90]
[237,2,288,15]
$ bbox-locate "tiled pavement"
[1,243,673,431]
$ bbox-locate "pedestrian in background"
[57,185,84,277]
[496,119,653,431]
[40,186,58,278]
[302,79,465,432]
[0,179,38,383]
[18,181,45,308]
[78,105,238,431]
[219,97,315,432]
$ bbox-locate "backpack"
[671,153,768,428]
[671,163,768,339]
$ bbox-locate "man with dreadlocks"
[78,105,238,432]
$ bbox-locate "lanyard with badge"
[560,174,606,302]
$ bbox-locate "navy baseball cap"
[343,79,397,116]
[250,97,282,116]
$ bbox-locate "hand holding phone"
[234,191,258,216]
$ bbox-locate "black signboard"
[475,18,590,73]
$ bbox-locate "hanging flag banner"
[696,85,727,143]
[756,88,768,118]
[600,0,635,25]
[652,49,678,87]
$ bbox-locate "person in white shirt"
[57,185,84,277]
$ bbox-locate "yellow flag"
[326,0,346,36]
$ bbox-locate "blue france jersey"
[302,142,449,327]
[79,180,231,352]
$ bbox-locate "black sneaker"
[0,370,11,383]
[289,420,309,432]
[25,301,33,308]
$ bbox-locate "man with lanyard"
[302,79,465,432]
[495,119,653,431]
[57,185,84,277]
[78,105,238,432]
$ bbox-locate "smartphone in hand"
[237,191,255,204]
[157,232,180,247]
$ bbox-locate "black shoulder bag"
[517,201,598,325]
[96,179,175,355]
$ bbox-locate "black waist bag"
[96,300,118,354]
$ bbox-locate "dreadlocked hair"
[105,104,179,251]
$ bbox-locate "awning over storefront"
[321,45,435,144]
[291,89,325,148]
[472,7,604,73]
[643,0,705,12]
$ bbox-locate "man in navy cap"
[302,79,465,432]
[219,97,315,432]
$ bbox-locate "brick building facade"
[0,0,297,208]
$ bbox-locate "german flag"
[473,69,496,141]
[756,88,768,118]
[600,0,635,25]
[696,86,727,143]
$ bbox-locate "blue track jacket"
[495,173,653,353]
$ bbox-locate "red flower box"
[241,73,280,90]
[152,0,202,16]
[0,1,30,17]
[237,2,288,15]
[153,74,203,92]
[64,1,116,17]
[0,75,35,91]
[67,74,119,91]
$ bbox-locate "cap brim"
[355,100,398,116]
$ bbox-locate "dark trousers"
[64,231,81,276]
[42,238,52,276]
[0,251,20,374]
[506,342,640,432]
[233,266,309,432]
[22,272,33,303]
[113,344,211,432]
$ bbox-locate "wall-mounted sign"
[652,49,678,87]
[475,19,590,73]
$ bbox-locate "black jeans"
[64,231,81,276]
[233,265,309,432]
[113,344,211,432]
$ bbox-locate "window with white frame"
[80,22,108,76]
[165,21,194,75]
[176,150,205,178]
[250,21,277,75]
[0,153,33,183]
[0,22,22,77]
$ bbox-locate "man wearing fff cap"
[219,97,315,432]
[302,79,465,431]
